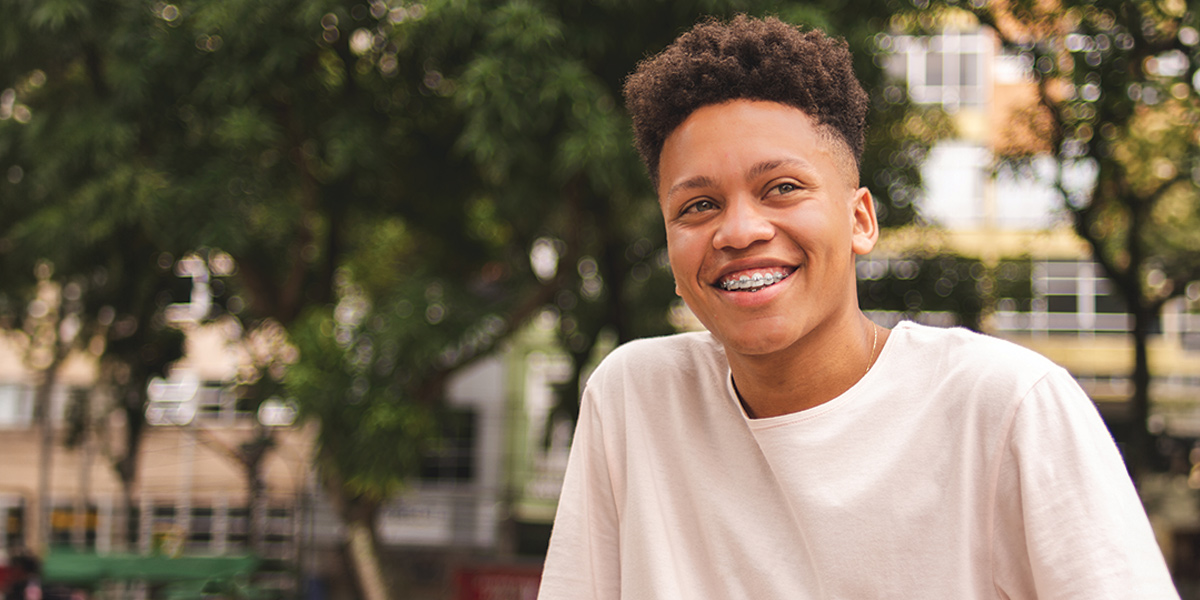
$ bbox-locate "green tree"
[0,176,186,554]
[1,1,943,597]
[434,0,951,428]
[280,2,946,595]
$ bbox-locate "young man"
[538,15,1178,599]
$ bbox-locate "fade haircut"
[623,15,869,188]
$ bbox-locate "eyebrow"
[666,158,815,200]
[665,175,718,200]
[748,158,813,180]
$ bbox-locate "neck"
[730,310,882,419]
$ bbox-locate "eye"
[766,182,799,196]
[683,199,718,214]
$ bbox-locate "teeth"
[721,271,788,291]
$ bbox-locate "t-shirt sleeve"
[537,378,621,600]
[991,367,1179,599]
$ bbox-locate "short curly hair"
[623,15,869,188]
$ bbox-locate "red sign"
[454,564,542,600]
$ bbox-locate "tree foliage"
[1,0,950,594]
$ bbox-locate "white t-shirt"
[539,321,1178,599]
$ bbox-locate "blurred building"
[875,19,1200,432]
[0,320,314,597]
[373,315,573,598]
[0,300,571,599]
[870,18,1200,581]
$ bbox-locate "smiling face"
[658,100,878,361]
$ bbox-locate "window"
[195,382,247,422]
[888,30,989,108]
[1047,295,1078,313]
[1095,291,1128,315]
[918,142,989,228]
[187,507,214,552]
[4,503,25,549]
[49,505,97,549]
[126,506,141,547]
[1033,260,1150,333]
[227,506,249,550]
[420,409,477,485]
[263,506,293,559]
[0,383,34,427]
[990,259,1153,335]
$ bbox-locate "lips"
[716,266,796,292]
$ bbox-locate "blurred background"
[0,0,1198,598]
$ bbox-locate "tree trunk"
[111,482,132,552]
[343,504,390,600]
[241,428,274,556]
[1124,193,1152,478]
[34,354,65,554]
[74,391,93,550]
[1128,300,1155,477]
[113,387,145,552]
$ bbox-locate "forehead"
[657,100,854,196]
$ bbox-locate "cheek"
[666,248,688,291]
[795,213,847,249]
[665,236,699,294]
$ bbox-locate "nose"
[712,196,774,250]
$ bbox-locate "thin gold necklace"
[864,322,879,377]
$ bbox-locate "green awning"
[161,577,270,600]
[43,550,260,585]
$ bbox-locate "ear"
[850,187,879,256]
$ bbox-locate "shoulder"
[887,321,1062,388]
[582,331,732,421]
[891,320,1054,364]
[589,331,727,385]
[877,321,1081,424]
